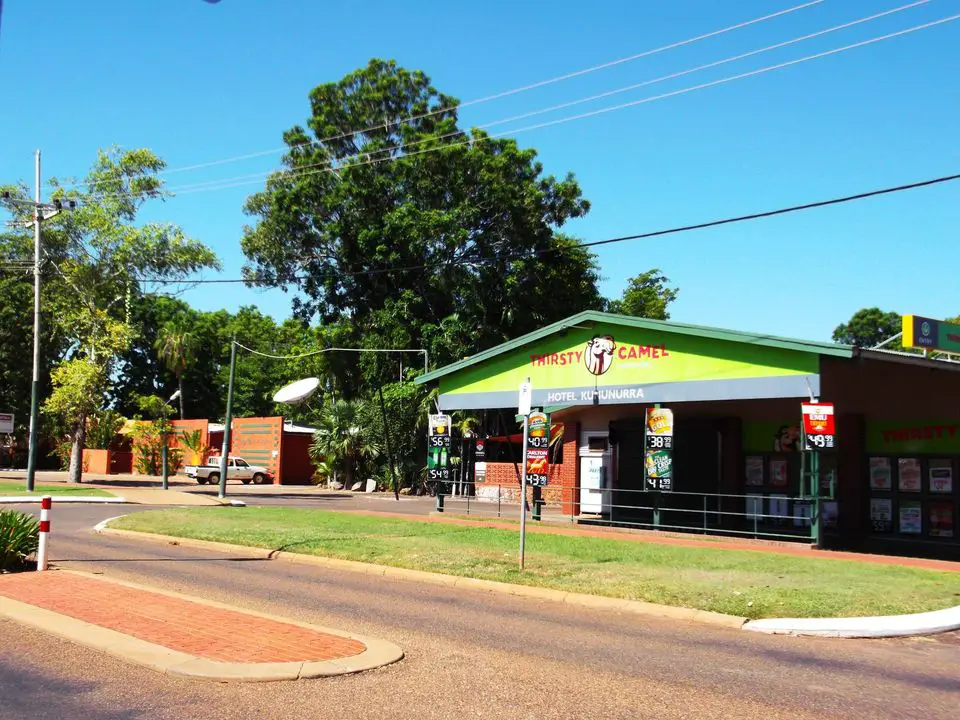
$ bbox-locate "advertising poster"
[801,402,836,450]
[870,498,893,533]
[524,412,550,487]
[899,501,922,535]
[769,458,788,489]
[427,414,452,485]
[898,458,922,492]
[746,494,763,521]
[745,456,763,487]
[769,495,789,525]
[929,502,954,538]
[822,501,839,528]
[793,501,812,528]
[644,407,674,491]
[0,413,13,434]
[929,461,953,494]
[869,457,892,490]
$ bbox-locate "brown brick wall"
[475,421,579,513]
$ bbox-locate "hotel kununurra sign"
[802,402,835,451]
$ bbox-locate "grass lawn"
[111,507,960,620]
[0,481,113,497]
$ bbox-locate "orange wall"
[231,416,283,483]
[281,432,316,484]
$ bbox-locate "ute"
[184,456,271,485]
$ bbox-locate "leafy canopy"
[241,59,605,379]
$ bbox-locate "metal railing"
[438,480,836,544]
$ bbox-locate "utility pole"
[3,151,74,491]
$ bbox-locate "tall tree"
[2,147,220,481]
[241,59,604,385]
[832,308,902,348]
[155,322,195,418]
[606,269,679,320]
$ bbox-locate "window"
[236,459,248,468]
[587,436,608,452]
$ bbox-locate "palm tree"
[310,400,380,489]
[155,322,195,419]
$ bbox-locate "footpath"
[0,569,402,682]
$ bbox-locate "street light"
[161,389,181,491]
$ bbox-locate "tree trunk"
[178,376,185,419]
[68,417,87,484]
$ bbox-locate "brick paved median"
[0,572,366,664]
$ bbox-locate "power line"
[136,170,960,286]
[163,1,932,196]
[157,11,960,199]
[66,1,825,191]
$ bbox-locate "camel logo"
[584,335,616,376]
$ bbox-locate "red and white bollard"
[37,496,51,572]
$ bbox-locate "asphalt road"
[1,503,959,719]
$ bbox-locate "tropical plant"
[0,509,39,571]
[155,322,195,419]
[86,409,126,450]
[180,428,207,465]
[310,400,381,490]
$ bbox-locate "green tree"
[606,269,679,320]
[832,308,902,349]
[3,147,220,482]
[155,322,195,419]
[309,399,380,489]
[241,59,604,386]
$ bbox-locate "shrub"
[0,510,39,572]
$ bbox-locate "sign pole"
[517,378,532,571]
[519,411,529,571]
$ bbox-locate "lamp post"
[2,151,76,491]
[161,389,181,491]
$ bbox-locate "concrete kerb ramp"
[743,605,960,638]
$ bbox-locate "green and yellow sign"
[438,322,821,409]
[902,315,960,354]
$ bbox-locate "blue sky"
[1,0,958,342]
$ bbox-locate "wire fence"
[438,482,835,543]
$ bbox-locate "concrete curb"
[96,525,748,631]
[743,605,960,638]
[0,496,126,504]
[0,568,403,682]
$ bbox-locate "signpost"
[0,413,13,435]
[428,414,452,511]
[902,315,960,355]
[800,401,836,548]
[518,379,531,571]
[801,402,836,451]
[525,411,550,488]
[644,406,674,492]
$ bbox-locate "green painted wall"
[440,322,819,396]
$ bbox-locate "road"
[1,503,958,719]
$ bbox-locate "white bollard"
[36,495,51,572]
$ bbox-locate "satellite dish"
[272,377,320,406]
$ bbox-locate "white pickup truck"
[184,456,271,485]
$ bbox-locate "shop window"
[587,436,608,452]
